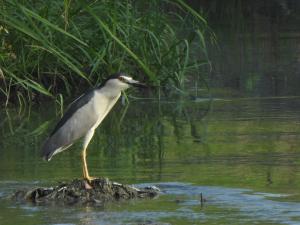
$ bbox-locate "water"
[1,97,300,225]
[206,3,300,97]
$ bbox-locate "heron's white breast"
[90,90,121,130]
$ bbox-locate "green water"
[1,97,300,225]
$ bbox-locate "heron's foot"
[83,180,93,189]
[83,175,97,189]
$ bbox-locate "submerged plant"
[0,0,213,106]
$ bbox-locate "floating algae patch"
[11,178,159,205]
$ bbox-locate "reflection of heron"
[41,72,146,184]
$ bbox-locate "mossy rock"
[12,178,159,205]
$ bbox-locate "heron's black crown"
[97,72,128,89]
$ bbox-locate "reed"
[0,0,212,106]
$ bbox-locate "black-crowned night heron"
[41,72,145,184]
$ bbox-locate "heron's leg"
[82,129,95,183]
[81,147,88,178]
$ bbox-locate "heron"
[41,72,146,184]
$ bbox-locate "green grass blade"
[20,5,88,47]
[25,78,54,97]
[172,0,207,25]
[84,4,156,81]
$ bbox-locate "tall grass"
[0,0,213,106]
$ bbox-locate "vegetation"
[0,0,212,107]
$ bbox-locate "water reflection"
[1,182,300,225]
[203,1,300,97]
[1,97,300,224]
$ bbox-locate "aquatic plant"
[0,0,212,106]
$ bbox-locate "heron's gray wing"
[41,89,99,161]
[50,89,94,136]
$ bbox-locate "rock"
[11,178,160,205]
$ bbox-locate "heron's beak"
[128,79,147,88]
